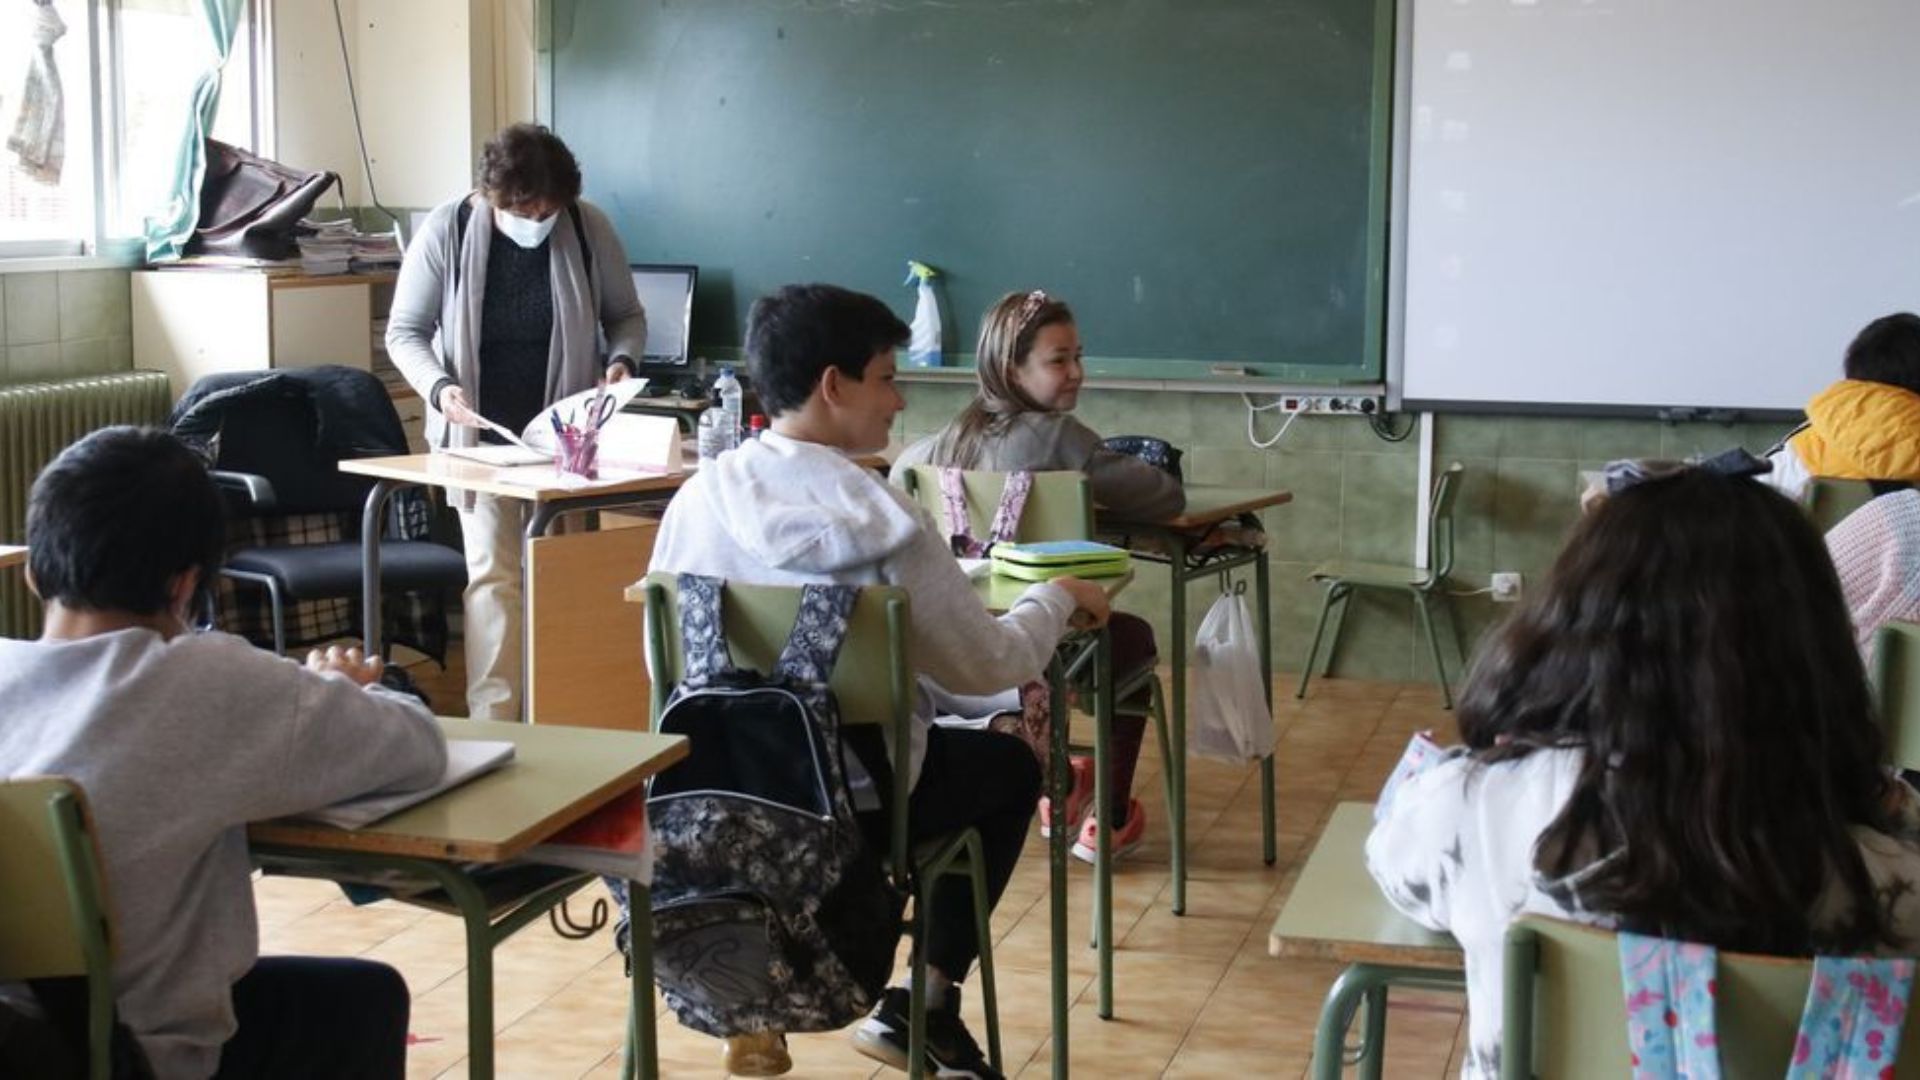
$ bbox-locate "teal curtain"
[142,0,246,261]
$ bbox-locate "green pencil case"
[990,540,1131,581]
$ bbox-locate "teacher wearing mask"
[387,123,646,720]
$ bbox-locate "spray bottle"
[903,260,943,368]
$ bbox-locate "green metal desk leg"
[1093,624,1115,1019]
[1256,552,1277,866]
[1309,964,1468,1080]
[1048,651,1071,1080]
[1167,531,1190,917]
[435,870,499,1078]
[622,879,657,1080]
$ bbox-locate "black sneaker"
[851,985,1003,1079]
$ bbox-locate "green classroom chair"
[1806,476,1880,534]
[901,465,1191,920]
[0,777,117,1080]
[1297,462,1467,709]
[1872,621,1920,772]
[643,573,1003,1078]
[1501,914,1920,1079]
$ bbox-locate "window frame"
[0,0,271,267]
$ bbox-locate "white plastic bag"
[1189,587,1276,762]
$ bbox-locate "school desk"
[340,454,686,726]
[250,718,688,1080]
[620,568,1131,1078]
[0,545,24,570]
[1099,484,1293,915]
[1267,801,1465,1080]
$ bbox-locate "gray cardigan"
[386,193,647,450]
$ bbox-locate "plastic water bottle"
[697,390,728,462]
[714,365,744,449]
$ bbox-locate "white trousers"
[456,494,527,720]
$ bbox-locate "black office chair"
[170,367,466,659]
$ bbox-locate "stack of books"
[350,229,403,272]
[296,218,355,276]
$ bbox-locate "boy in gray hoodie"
[0,427,447,1079]
[649,284,1110,1079]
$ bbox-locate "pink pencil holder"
[554,426,600,479]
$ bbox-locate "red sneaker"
[1071,798,1147,864]
[1038,754,1095,838]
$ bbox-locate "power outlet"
[1275,394,1382,416]
[1490,572,1523,603]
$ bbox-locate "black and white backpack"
[642,574,905,1037]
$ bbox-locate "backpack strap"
[1787,955,1915,1078]
[938,467,1032,557]
[773,583,861,690]
[987,470,1032,545]
[1617,931,1722,1079]
[675,573,736,682]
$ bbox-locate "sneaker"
[1038,754,1095,838]
[1071,798,1147,864]
[851,985,1004,1079]
[722,1031,792,1076]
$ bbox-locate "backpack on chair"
[642,574,905,1037]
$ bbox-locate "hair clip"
[1601,447,1772,496]
[1014,289,1050,334]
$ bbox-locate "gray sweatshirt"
[892,411,1186,522]
[0,629,447,1079]
[649,431,1076,786]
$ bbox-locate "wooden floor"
[255,668,1472,1078]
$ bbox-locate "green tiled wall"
[0,270,134,383]
[897,382,1799,685]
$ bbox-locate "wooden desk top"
[1268,801,1462,969]
[0,546,24,570]
[1103,485,1293,532]
[340,454,691,502]
[248,718,687,863]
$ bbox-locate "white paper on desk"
[442,442,549,467]
[492,463,667,491]
[298,740,516,829]
[955,558,991,580]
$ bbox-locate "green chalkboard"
[550,0,1394,381]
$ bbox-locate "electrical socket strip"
[1274,394,1382,416]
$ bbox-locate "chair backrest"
[172,367,405,516]
[1807,476,1881,534]
[1426,462,1466,581]
[1874,621,1920,771]
[0,778,115,1076]
[899,466,1094,542]
[1502,915,1920,1079]
[642,573,916,869]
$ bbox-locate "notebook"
[299,739,516,829]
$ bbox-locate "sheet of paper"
[522,379,649,451]
[298,739,516,830]
[442,443,550,467]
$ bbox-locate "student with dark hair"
[1766,312,1920,499]
[1365,460,1920,1080]
[0,426,447,1079]
[647,284,1111,1079]
[387,122,647,720]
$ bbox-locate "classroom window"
[0,0,264,258]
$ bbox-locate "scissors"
[578,387,616,430]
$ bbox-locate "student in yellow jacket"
[1766,313,1920,500]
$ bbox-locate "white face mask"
[493,206,557,249]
